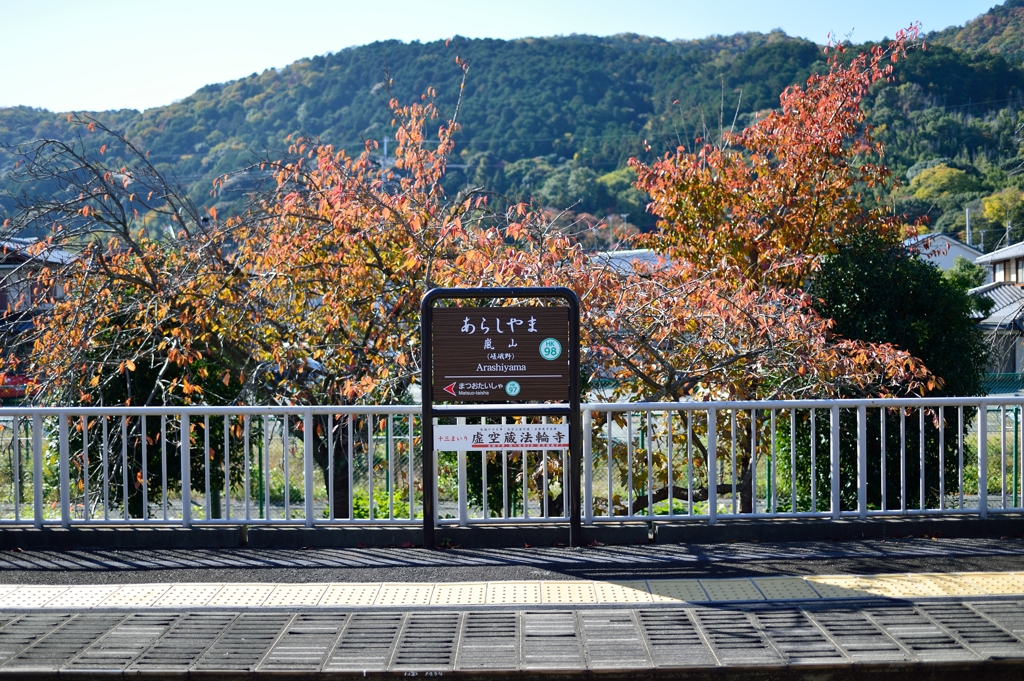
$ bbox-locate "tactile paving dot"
[700,578,764,602]
[646,580,708,603]
[0,586,69,608]
[319,583,382,606]
[152,583,225,607]
[486,581,542,605]
[430,582,487,605]
[207,583,276,607]
[753,577,821,601]
[957,572,1024,595]
[594,581,654,604]
[542,581,597,604]
[43,585,120,608]
[98,584,173,607]
[263,583,329,606]
[374,583,434,606]
[908,573,988,597]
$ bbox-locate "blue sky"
[0,0,1001,112]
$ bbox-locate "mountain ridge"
[3,5,1024,244]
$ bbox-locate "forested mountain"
[931,0,1024,62]
[5,3,1024,246]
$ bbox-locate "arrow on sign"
[444,382,457,396]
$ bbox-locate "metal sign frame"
[421,286,581,548]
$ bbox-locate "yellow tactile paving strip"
[7,572,1024,609]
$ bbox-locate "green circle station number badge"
[505,380,522,397]
[539,337,562,361]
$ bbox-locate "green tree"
[910,164,982,201]
[769,230,990,513]
[943,255,994,316]
[809,228,987,397]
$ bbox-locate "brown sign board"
[431,307,570,402]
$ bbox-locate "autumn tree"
[0,116,259,516]
[561,27,944,513]
[0,60,576,518]
[1,28,955,519]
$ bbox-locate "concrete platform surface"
[3,536,1024,585]
[1,537,1023,677]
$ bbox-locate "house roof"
[0,238,74,266]
[590,248,669,274]
[904,233,982,256]
[975,241,1024,265]
[970,281,1024,328]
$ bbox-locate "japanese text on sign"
[433,424,570,450]
[432,307,570,402]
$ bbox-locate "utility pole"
[966,207,972,246]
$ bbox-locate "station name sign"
[431,307,570,402]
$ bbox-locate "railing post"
[32,412,43,528]
[59,414,70,528]
[979,404,988,518]
[457,417,468,527]
[583,408,593,526]
[831,405,840,520]
[304,411,315,527]
[181,414,191,527]
[857,405,867,520]
[707,408,717,525]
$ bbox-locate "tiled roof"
[970,281,1024,328]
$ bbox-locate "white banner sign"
[434,424,569,450]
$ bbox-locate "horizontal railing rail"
[0,398,1019,529]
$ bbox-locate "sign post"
[421,287,581,548]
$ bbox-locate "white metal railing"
[581,398,1015,524]
[0,398,1020,528]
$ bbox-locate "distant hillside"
[930,0,1024,63]
[4,7,1024,244]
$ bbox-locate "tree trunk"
[210,487,222,519]
[310,414,353,519]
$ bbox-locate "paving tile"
[542,581,597,604]
[805,576,873,599]
[43,585,120,609]
[207,583,276,607]
[375,583,434,606]
[646,579,708,603]
[753,577,821,601]
[593,581,654,604]
[956,572,1024,595]
[0,586,69,608]
[908,573,989,597]
[263,583,329,607]
[700,578,764,602]
[152,583,225,608]
[98,584,173,607]
[807,574,942,599]
[486,581,542,605]
[320,583,382,607]
[431,582,487,606]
